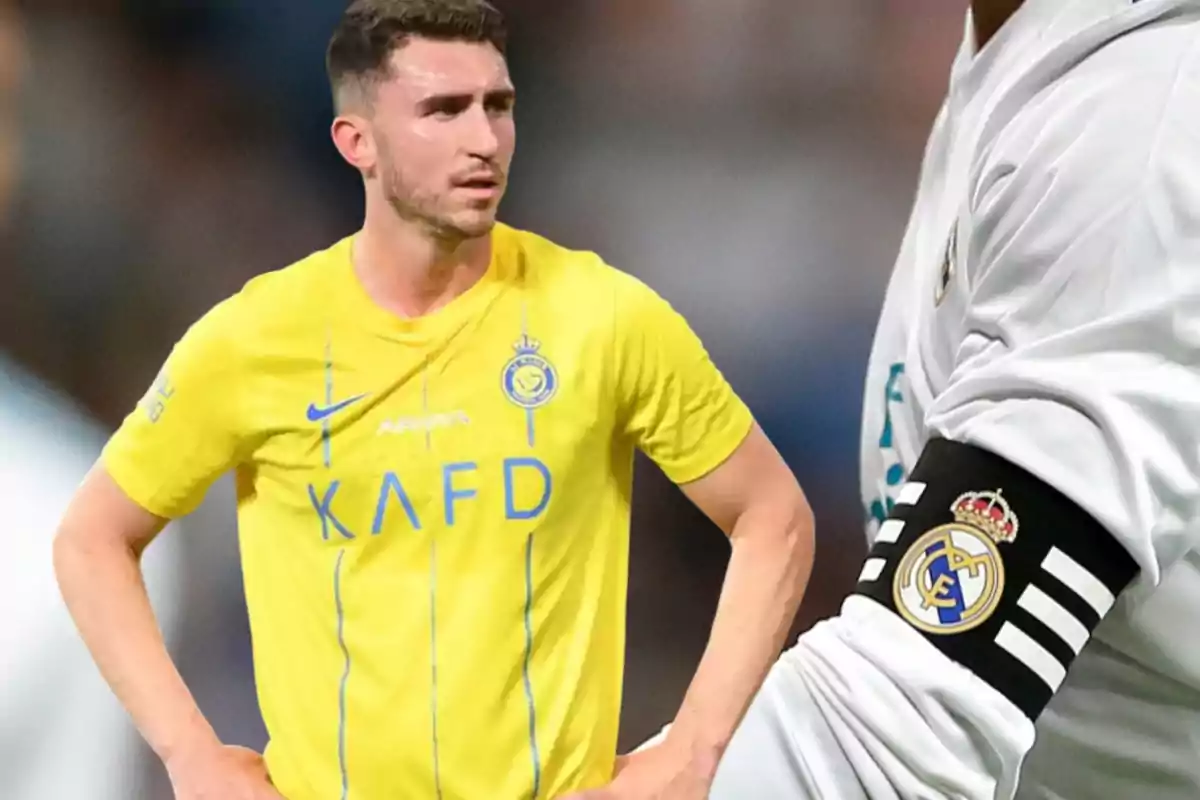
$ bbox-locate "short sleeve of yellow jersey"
[614,276,754,485]
[102,297,246,519]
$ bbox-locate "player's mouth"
[453,173,504,199]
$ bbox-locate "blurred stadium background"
[1,1,964,797]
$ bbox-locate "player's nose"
[462,105,501,159]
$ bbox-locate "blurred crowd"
[1,1,964,796]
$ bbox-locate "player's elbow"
[53,513,100,610]
[788,486,816,547]
[780,484,816,580]
[736,477,816,585]
[52,504,147,624]
[52,503,123,591]
[53,490,91,570]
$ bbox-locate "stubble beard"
[383,164,495,245]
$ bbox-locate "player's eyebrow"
[484,88,516,108]
[417,88,515,116]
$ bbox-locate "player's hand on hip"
[167,744,285,800]
[559,744,712,800]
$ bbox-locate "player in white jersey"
[696,2,1200,799]
[0,356,184,799]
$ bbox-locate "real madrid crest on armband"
[893,489,1018,635]
[502,333,558,409]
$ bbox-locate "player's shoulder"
[981,10,1200,189]
[497,223,675,324]
[497,224,685,337]
[496,222,649,299]
[162,238,351,368]
[191,237,352,339]
[233,237,351,316]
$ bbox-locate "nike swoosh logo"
[306,393,369,423]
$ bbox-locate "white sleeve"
[770,55,1200,800]
[927,67,1200,593]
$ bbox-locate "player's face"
[370,38,516,240]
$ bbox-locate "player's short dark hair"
[327,0,508,109]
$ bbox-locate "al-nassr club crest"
[502,333,558,409]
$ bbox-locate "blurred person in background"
[0,7,181,799]
[701,1,1200,799]
[52,3,814,800]
[0,357,184,799]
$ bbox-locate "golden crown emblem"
[951,489,1018,544]
[513,333,542,355]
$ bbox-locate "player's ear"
[331,113,377,174]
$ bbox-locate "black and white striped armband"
[854,438,1139,722]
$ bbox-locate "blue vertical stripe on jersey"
[423,360,433,453]
[522,533,543,799]
[521,302,537,449]
[323,337,334,468]
[429,536,445,800]
[334,549,351,800]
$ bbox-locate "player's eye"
[422,96,471,119]
[485,92,516,115]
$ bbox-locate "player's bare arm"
[670,426,814,769]
[569,425,814,799]
[54,467,283,800]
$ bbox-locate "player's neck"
[353,212,492,320]
[971,0,1024,51]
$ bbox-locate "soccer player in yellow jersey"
[52,2,816,799]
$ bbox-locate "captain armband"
[854,438,1138,721]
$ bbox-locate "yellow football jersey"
[103,223,753,800]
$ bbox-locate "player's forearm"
[665,493,815,779]
[53,531,220,766]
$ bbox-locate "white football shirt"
[855,0,1200,797]
[0,356,183,799]
[695,2,1200,798]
